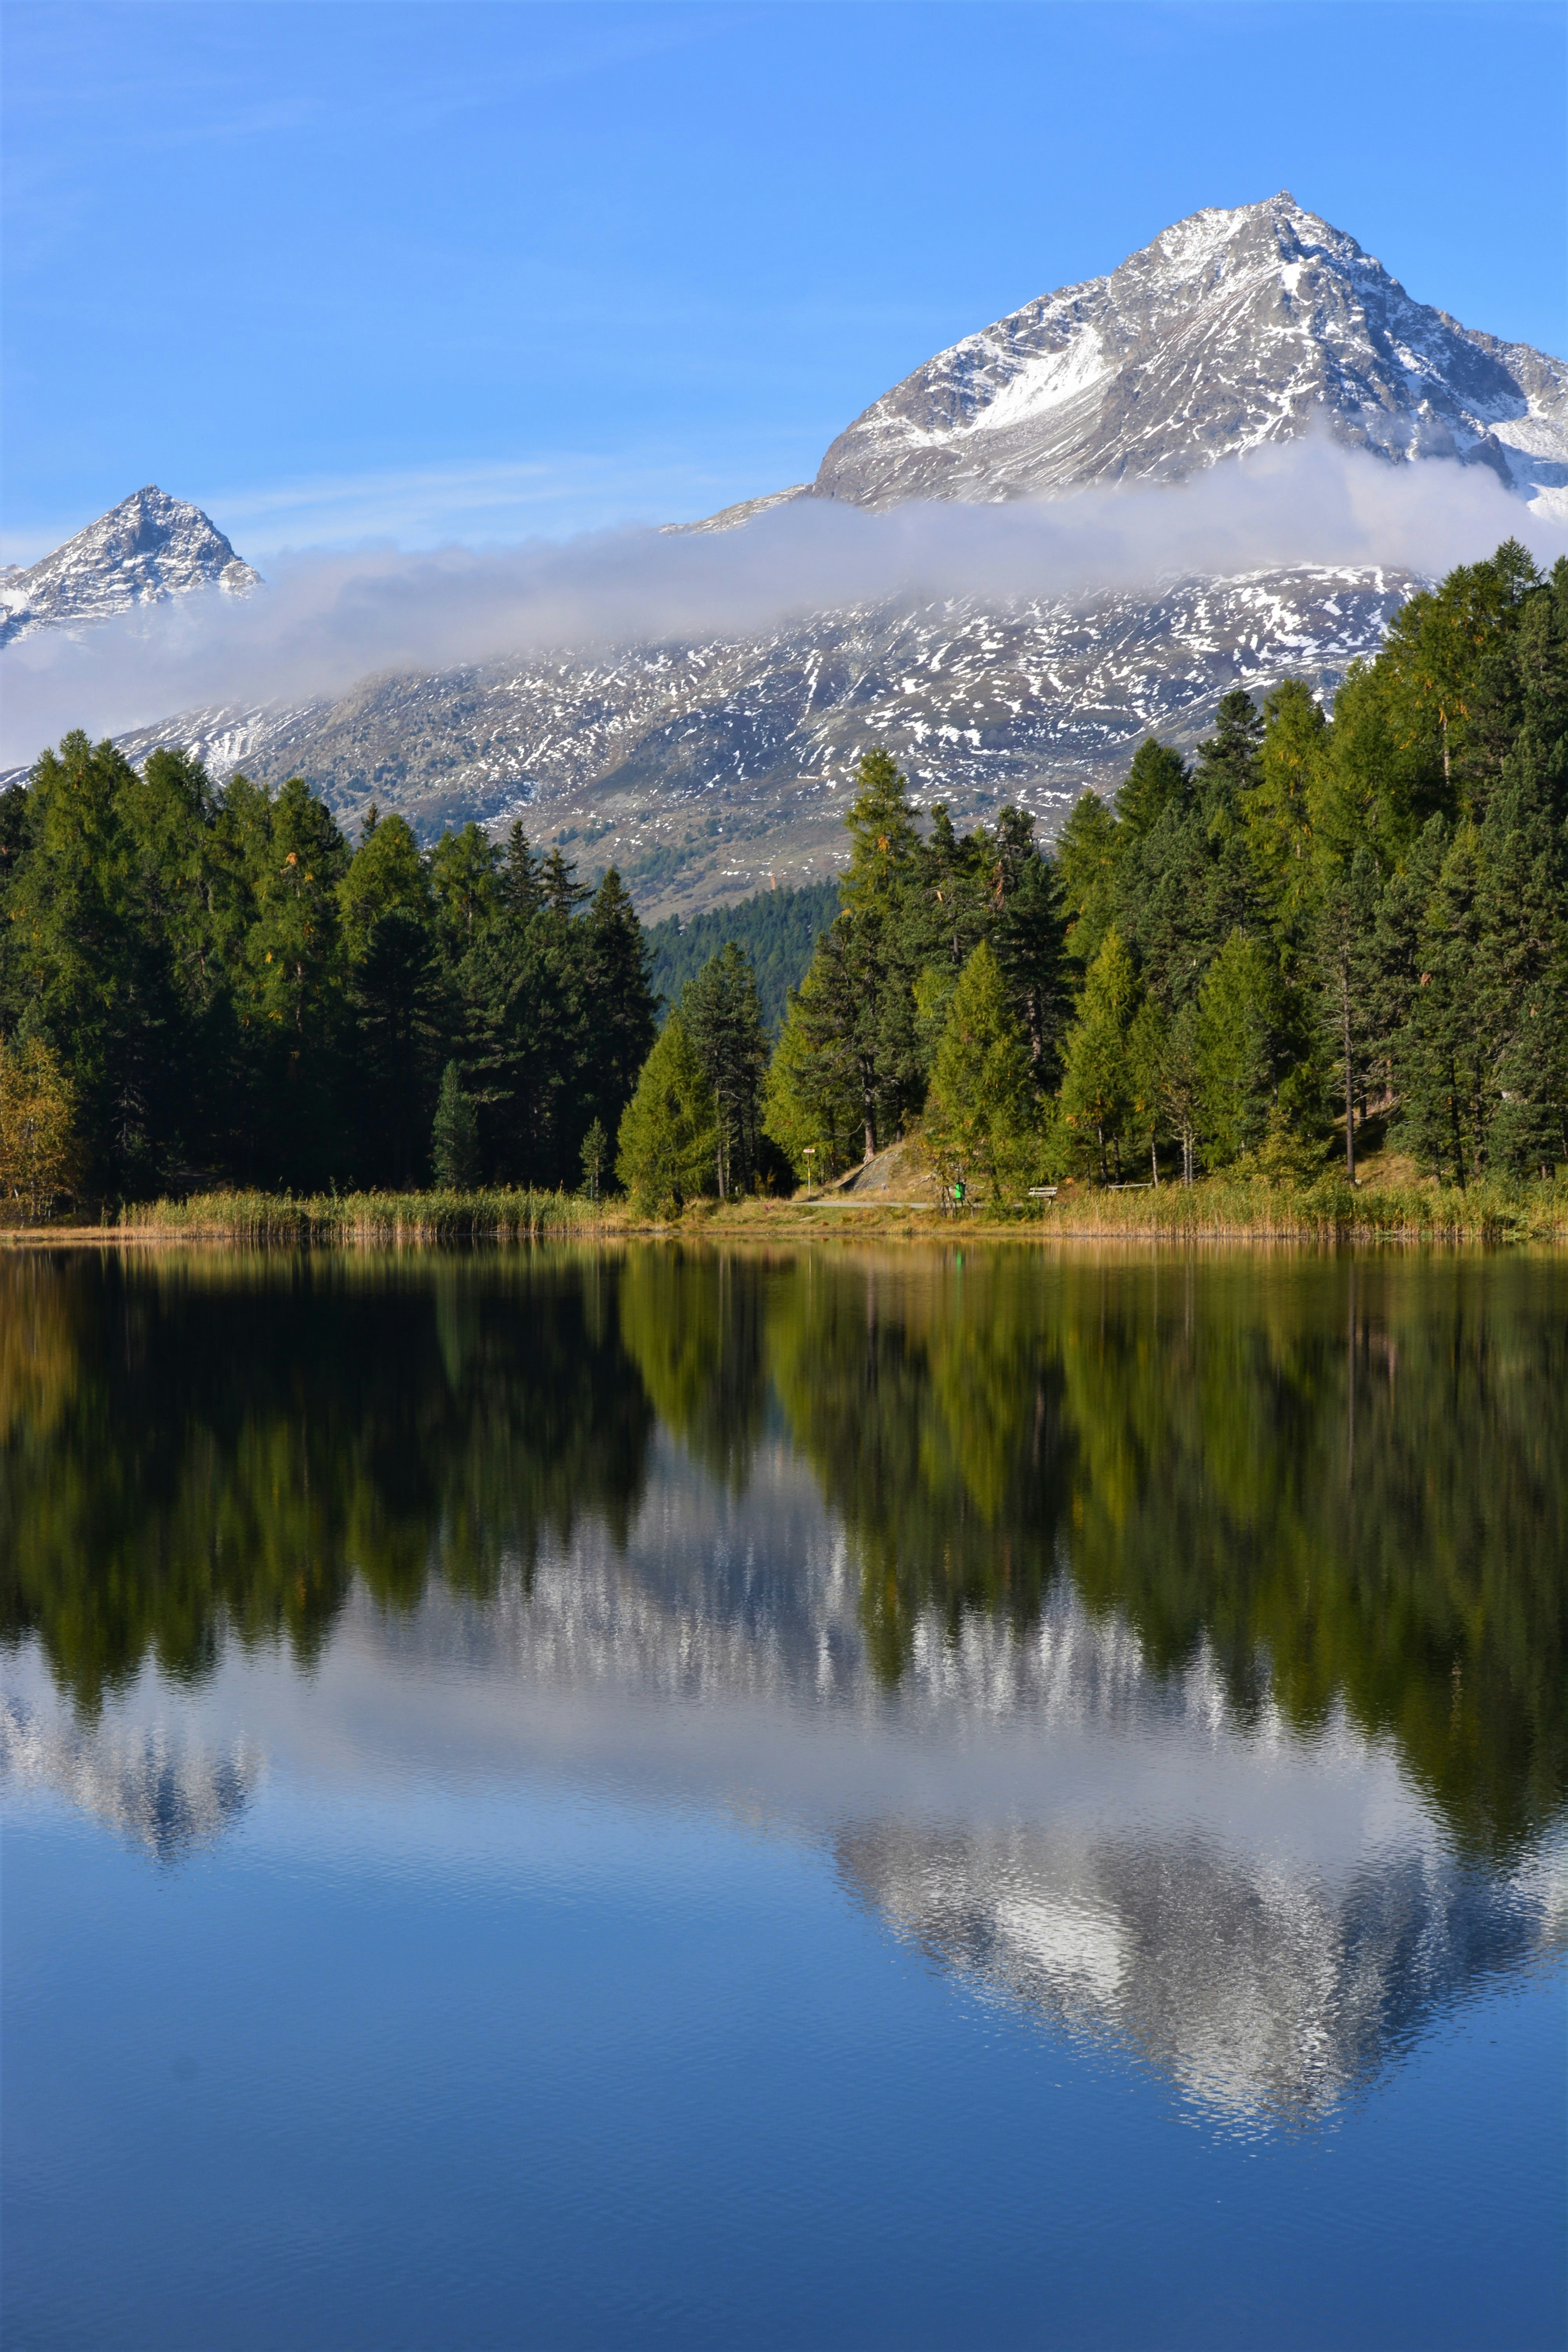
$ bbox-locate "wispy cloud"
[201,449,806,558]
[4,7,733,169]
[0,445,817,572]
[3,440,1561,770]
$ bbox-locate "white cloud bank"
[3,440,1563,770]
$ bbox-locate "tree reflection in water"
[2,1244,1564,1865]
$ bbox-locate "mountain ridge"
[810,192,1568,514]
[0,485,261,647]
[5,195,1561,912]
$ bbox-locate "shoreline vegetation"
[3,542,1564,1232]
[5,1159,1565,1246]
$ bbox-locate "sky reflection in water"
[2,1245,1564,2350]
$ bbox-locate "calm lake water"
[3,1244,1564,2352]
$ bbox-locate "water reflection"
[839,1816,1561,2128]
[0,1695,262,1862]
[2,1242,1564,2126]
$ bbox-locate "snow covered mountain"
[8,196,1563,908]
[0,485,260,647]
[114,563,1409,911]
[810,192,1568,516]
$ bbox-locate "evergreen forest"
[0,765,658,1202]
[645,880,839,1035]
[1,539,1564,1214]
[756,538,1568,1198]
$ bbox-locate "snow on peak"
[813,196,1568,516]
[0,485,262,647]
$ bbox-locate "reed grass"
[115,1186,605,1244]
[15,1170,1567,1248]
[1029,1171,1568,1242]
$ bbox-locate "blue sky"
[4,0,1565,563]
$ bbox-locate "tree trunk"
[1150,1136,1159,1188]
[859,1060,878,1163]
[1343,970,1356,1181]
[1024,986,1043,1069]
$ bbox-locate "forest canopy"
[760,539,1568,1193]
[1,539,1563,1211]
[0,759,657,1201]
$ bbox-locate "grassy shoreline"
[4,1169,1566,1247]
[8,1186,605,1246]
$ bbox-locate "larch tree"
[616,1013,719,1217]
[923,940,1037,1202]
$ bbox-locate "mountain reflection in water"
[2,1243,1564,2129]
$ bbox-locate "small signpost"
[803,1147,816,1201]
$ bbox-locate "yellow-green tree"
[761,964,860,1182]
[0,1037,80,1224]
[1059,926,1139,1181]
[616,1013,719,1215]
[1252,679,1328,932]
[923,941,1037,1200]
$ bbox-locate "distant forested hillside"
[646,881,840,1033]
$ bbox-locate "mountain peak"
[813,197,1568,514]
[0,486,261,647]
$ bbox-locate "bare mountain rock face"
[813,193,1568,514]
[0,485,261,647]
[115,562,1408,911]
[8,198,1565,913]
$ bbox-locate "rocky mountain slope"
[0,485,260,647]
[810,192,1568,516]
[7,196,1563,910]
[113,562,1410,911]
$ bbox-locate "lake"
[2,1243,1564,2351]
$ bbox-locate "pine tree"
[1059,928,1140,1181]
[1190,688,1267,949]
[339,814,439,1184]
[541,843,592,919]
[1195,932,1283,1165]
[615,1013,719,1216]
[681,943,769,1197]
[1404,823,1491,1183]
[923,941,1037,1202]
[1126,994,1169,1185]
[429,823,500,971]
[829,748,925,1155]
[1253,679,1328,932]
[988,805,1071,1081]
[431,1059,480,1189]
[1312,843,1382,1178]
[761,973,860,1182]
[580,1115,608,1201]
[6,733,187,1191]
[1160,999,1205,1185]
[1055,788,1120,969]
[903,800,989,975]
[580,868,656,1159]
[1115,738,1187,841]
[499,824,545,926]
